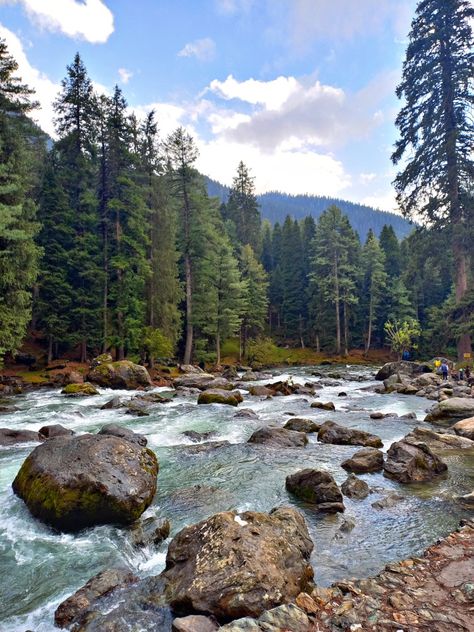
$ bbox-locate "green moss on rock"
[61,382,99,396]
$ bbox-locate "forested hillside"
[206,178,413,240]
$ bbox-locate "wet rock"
[54,568,138,629]
[311,401,336,411]
[318,421,383,448]
[129,516,170,547]
[12,434,158,531]
[286,469,344,512]
[248,426,308,448]
[338,391,347,397]
[98,423,147,446]
[162,507,314,620]
[198,389,243,406]
[179,364,205,374]
[341,447,384,473]
[283,417,321,433]
[338,517,356,533]
[0,428,44,446]
[184,440,231,454]
[220,604,310,631]
[241,370,259,381]
[400,412,417,419]
[405,427,474,452]
[375,361,432,381]
[134,391,175,404]
[234,408,258,419]
[452,416,474,440]
[87,360,152,390]
[266,380,299,396]
[383,436,448,483]
[39,424,74,439]
[61,382,99,397]
[172,615,218,632]
[100,396,123,409]
[425,397,474,422]
[182,430,216,442]
[457,492,474,507]
[201,377,234,390]
[371,492,404,510]
[123,400,150,416]
[341,474,369,499]
[173,374,216,389]
[249,385,274,397]
[369,411,396,419]
[222,366,238,380]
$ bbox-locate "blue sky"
[0,0,419,210]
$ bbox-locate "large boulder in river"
[12,434,158,531]
[375,361,432,381]
[341,447,384,473]
[98,423,147,446]
[452,416,474,441]
[284,417,321,433]
[383,436,447,483]
[61,382,99,397]
[405,427,474,452]
[0,428,44,446]
[248,426,308,448]
[173,373,216,389]
[162,507,314,620]
[87,360,152,390]
[424,397,474,422]
[198,389,243,406]
[286,469,344,512]
[318,421,383,448]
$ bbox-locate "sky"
[0,0,420,211]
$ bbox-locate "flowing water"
[1,365,473,631]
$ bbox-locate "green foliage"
[246,337,280,367]
[384,319,421,359]
[142,327,174,362]
[224,161,261,255]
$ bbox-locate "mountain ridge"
[205,176,413,240]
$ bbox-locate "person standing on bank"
[441,361,449,381]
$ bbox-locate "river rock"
[198,389,243,406]
[284,417,321,433]
[249,385,275,397]
[425,397,474,422]
[173,615,218,632]
[286,469,344,512]
[405,427,474,452]
[318,421,383,448]
[452,416,474,440]
[371,492,404,510]
[54,568,138,629]
[12,434,158,531]
[375,361,432,381]
[248,426,308,448]
[310,401,335,411]
[61,382,99,397]
[241,370,259,381]
[0,428,44,446]
[383,436,448,483]
[87,360,152,390]
[98,423,147,446]
[179,364,205,374]
[39,424,74,439]
[267,380,299,396]
[341,447,384,473]
[341,474,369,499]
[100,396,123,409]
[173,373,215,389]
[182,430,215,442]
[162,507,314,620]
[129,516,170,547]
[234,408,258,419]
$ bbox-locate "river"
[1,364,472,631]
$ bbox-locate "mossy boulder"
[12,434,158,531]
[87,360,152,390]
[197,389,243,406]
[285,469,344,512]
[61,382,99,397]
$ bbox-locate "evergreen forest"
[0,0,473,368]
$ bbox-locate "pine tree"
[379,225,401,279]
[281,216,305,345]
[240,244,269,358]
[361,230,387,354]
[225,161,261,255]
[392,0,474,359]
[268,222,284,332]
[0,39,41,363]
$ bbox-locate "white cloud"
[215,0,254,15]
[208,74,301,110]
[208,74,388,153]
[360,172,377,184]
[10,0,114,43]
[178,38,216,62]
[0,24,59,135]
[362,191,398,212]
[130,102,188,139]
[118,68,133,85]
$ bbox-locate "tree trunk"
[183,254,193,365]
[47,334,53,366]
[334,255,341,355]
[454,240,472,360]
[216,330,221,367]
[316,334,320,353]
[365,298,373,356]
[80,338,87,364]
[343,300,349,357]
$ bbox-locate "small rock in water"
[286,469,344,512]
[248,426,308,448]
[100,396,123,409]
[311,401,336,411]
[371,492,404,510]
[0,428,44,446]
[61,382,99,397]
[182,430,216,442]
[339,516,356,533]
[284,418,321,433]
[383,436,448,483]
[129,516,170,547]
[39,424,74,439]
[341,474,369,500]
[318,421,383,448]
[234,408,258,419]
[98,423,147,446]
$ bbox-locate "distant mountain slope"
[205,177,413,240]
